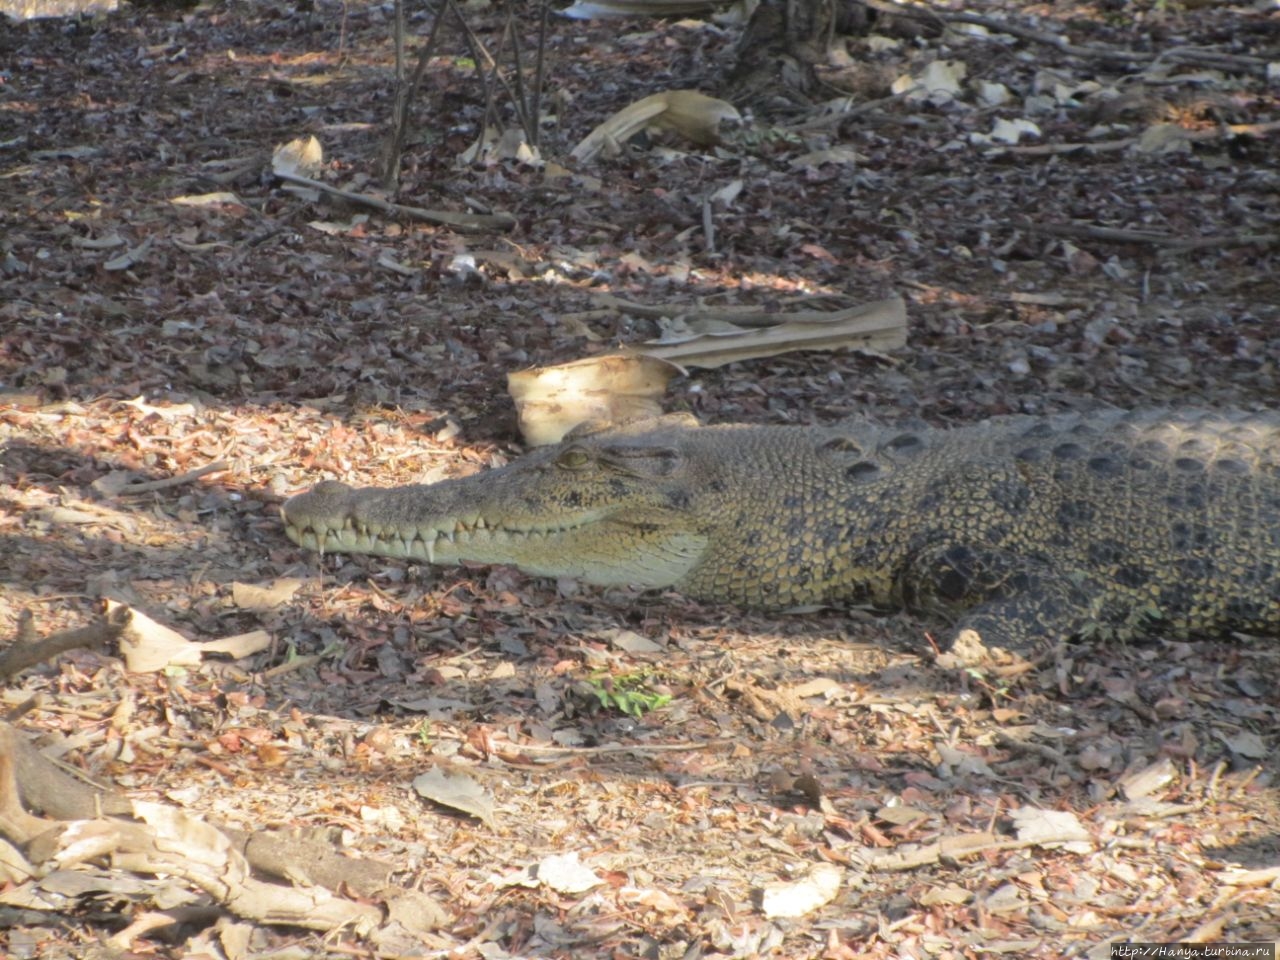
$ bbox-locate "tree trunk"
[726,0,883,105]
[732,0,829,104]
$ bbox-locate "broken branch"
[985,120,1280,159]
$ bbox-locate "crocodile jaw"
[282,481,708,589]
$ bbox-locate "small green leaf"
[585,672,673,718]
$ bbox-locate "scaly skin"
[282,411,1280,655]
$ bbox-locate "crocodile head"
[281,417,725,590]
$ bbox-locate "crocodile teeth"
[293,514,595,564]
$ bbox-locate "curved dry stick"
[276,170,516,234]
[115,461,228,495]
[0,605,130,683]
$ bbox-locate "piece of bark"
[225,827,397,899]
[507,354,683,445]
[633,296,908,369]
[570,90,741,162]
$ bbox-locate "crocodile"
[282,411,1280,658]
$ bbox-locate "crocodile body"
[282,411,1280,654]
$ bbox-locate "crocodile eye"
[557,448,590,469]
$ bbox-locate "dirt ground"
[2,0,1279,955]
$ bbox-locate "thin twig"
[782,91,908,133]
[0,606,131,682]
[507,12,536,144]
[986,120,1280,159]
[277,170,516,232]
[449,0,531,139]
[1157,45,1270,73]
[116,460,229,494]
[336,0,350,69]
[392,0,404,85]
[986,136,1133,158]
[866,0,1270,74]
[993,730,1066,765]
[500,737,736,755]
[1012,219,1278,251]
[532,0,549,151]
[381,0,450,189]
[4,694,42,724]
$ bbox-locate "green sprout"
[585,672,673,718]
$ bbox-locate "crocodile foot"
[935,628,1040,678]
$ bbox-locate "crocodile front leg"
[901,542,1106,663]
